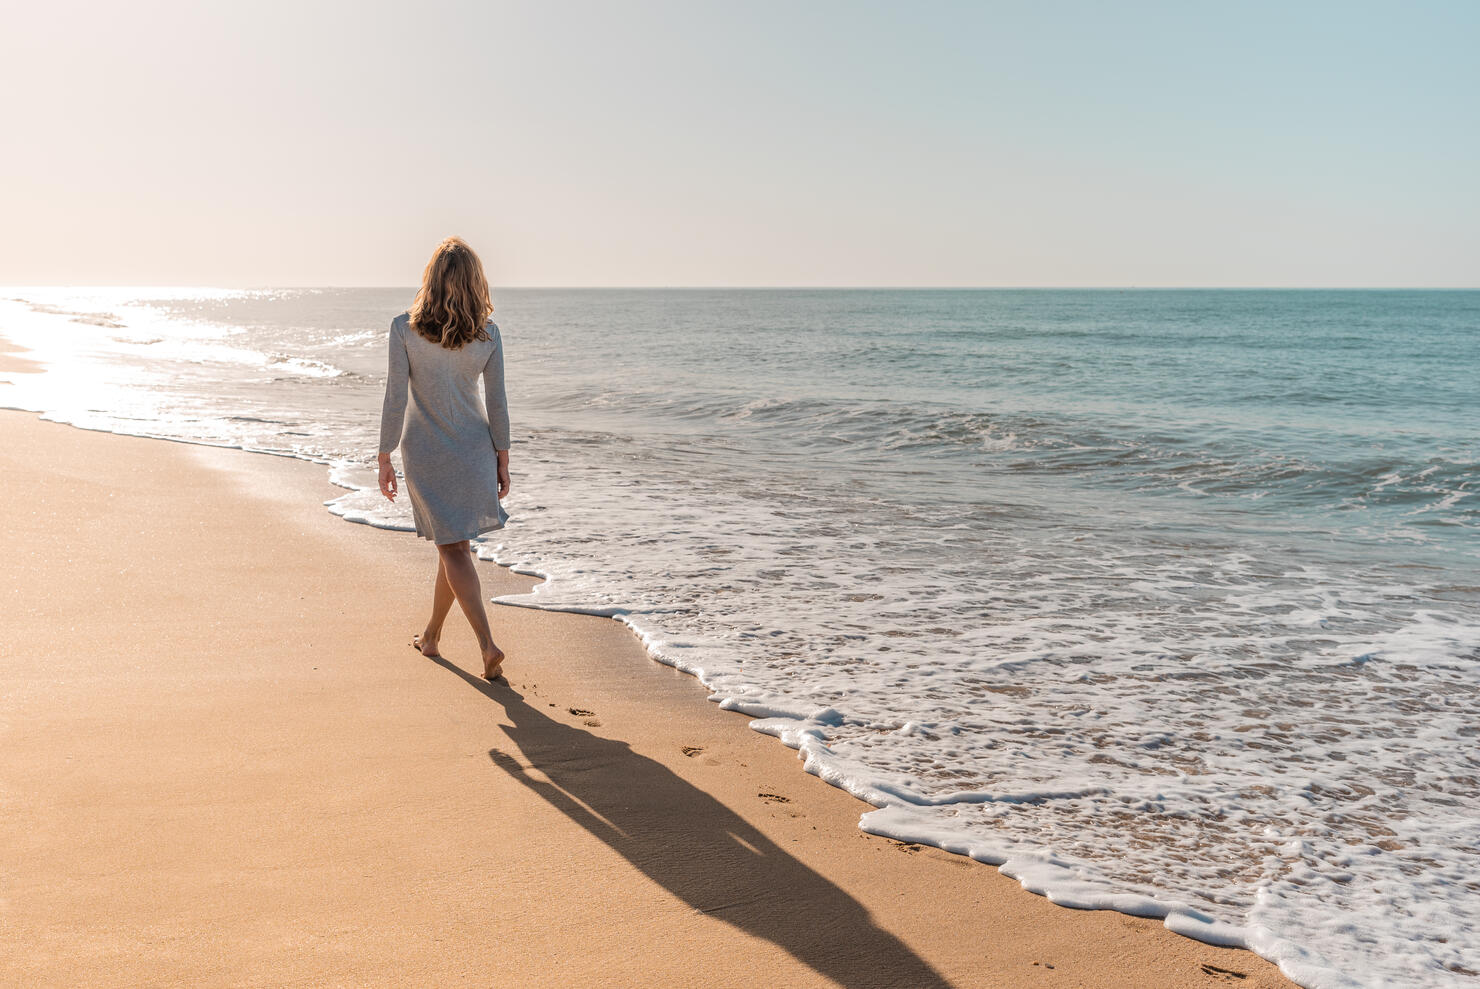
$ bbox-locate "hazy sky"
[2,1,1476,286]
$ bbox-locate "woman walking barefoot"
[377,237,512,681]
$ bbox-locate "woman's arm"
[483,326,511,451]
[483,326,512,498]
[377,319,410,501]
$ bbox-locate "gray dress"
[378,312,511,544]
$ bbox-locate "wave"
[265,353,348,378]
[601,391,1479,529]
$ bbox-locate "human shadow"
[429,657,955,989]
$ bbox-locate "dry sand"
[0,409,1297,987]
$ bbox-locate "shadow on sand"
[430,657,955,989]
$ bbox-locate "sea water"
[2,287,1476,987]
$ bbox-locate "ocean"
[2,287,1476,988]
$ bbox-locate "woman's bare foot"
[412,633,441,658]
[482,644,505,681]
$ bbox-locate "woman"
[377,236,512,681]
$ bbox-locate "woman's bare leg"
[414,555,456,657]
[435,540,504,679]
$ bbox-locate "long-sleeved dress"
[378,312,510,544]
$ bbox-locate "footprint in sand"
[758,792,791,804]
[1199,963,1247,981]
[681,746,705,758]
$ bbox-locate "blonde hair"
[408,237,493,349]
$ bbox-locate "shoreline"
[0,407,1296,987]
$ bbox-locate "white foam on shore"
[321,459,1480,989]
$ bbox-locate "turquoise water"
[498,288,1478,560]
[2,288,1477,987]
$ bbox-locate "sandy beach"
[0,407,1297,988]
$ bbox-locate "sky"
[1,1,1476,287]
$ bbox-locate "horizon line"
[5,284,1480,292]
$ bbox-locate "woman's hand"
[497,449,511,499]
[378,454,398,502]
